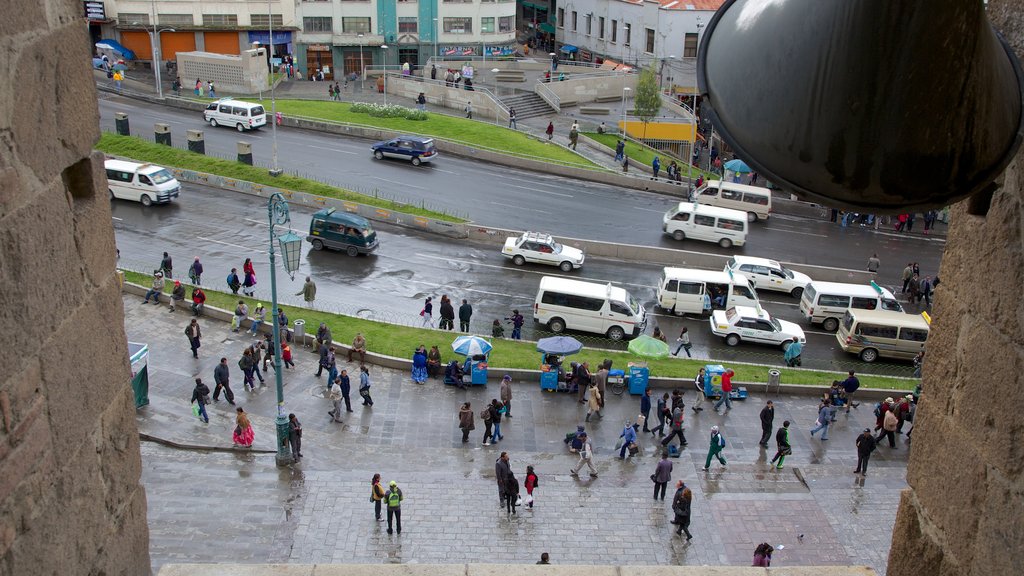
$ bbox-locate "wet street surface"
[128,295,909,573]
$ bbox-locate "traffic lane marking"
[307,144,358,155]
[761,226,829,238]
[489,201,546,214]
[415,252,653,290]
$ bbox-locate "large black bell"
[697,0,1024,212]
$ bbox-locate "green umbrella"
[627,335,670,359]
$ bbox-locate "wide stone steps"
[501,92,556,119]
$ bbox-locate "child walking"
[524,466,539,509]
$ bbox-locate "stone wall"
[886,0,1024,573]
[0,1,151,575]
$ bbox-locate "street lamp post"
[621,86,631,135]
[491,67,501,126]
[147,1,175,97]
[381,44,389,105]
[268,0,280,176]
[433,18,439,62]
[267,193,303,467]
[358,33,365,91]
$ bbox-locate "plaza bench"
[579,106,610,115]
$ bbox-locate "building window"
[611,19,617,43]
[118,13,149,25]
[442,0,473,3]
[202,14,239,27]
[443,17,472,34]
[303,17,332,33]
[624,23,631,47]
[598,17,605,39]
[585,14,592,36]
[398,17,418,33]
[645,28,655,53]
[558,8,565,29]
[157,14,194,26]
[342,17,371,34]
[683,33,698,58]
[499,16,513,33]
[571,11,577,32]
[481,17,495,33]
[250,14,283,27]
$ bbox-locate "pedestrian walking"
[545,121,554,140]
[227,267,241,294]
[287,413,302,459]
[188,256,203,284]
[480,401,494,445]
[385,480,403,534]
[172,76,181,96]
[231,300,248,332]
[296,276,317,304]
[569,432,598,477]
[702,426,727,471]
[333,82,341,101]
[671,481,693,539]
[508,108,517,129]
[505,469,521,515]
[507,309,524,340]
[652,392,670,437]
[207,81,215,98]
[489,399,505,443]
[585,381,602,421]
[248,342,266,385]
[810,399,833,441]
[328,380,344,423]
[653,451,673,500]
[458,299,473,332]
[184,318,202,358]
[618,421,638,459]
[239,348,256,391]
[190,378,211,423]
[495,452,512,507]
[249,303,266,335]
[901,263,914,293]
[614,139,625,162]
[464,101,473,119]
[242,270,257,298]
[524,465,538,509]
[841,370,861,413]
[758,400,775,446]
[233,407,255,447]
[439,295,455,330]
[371,474,386,521]
[854,428,877,475]
[281,341,295,369]
[143,271,164,304]
[867,253,881,273]
[458,402,475,442]
[784,339,803,367]
[420,296,434,328]
[875,398,899,448]
[652,156,661,179]
[358,365,374,406]
[770,421,791,469]
[673,326,693,357]
[660,406,688,449]
[640,388,652,433]
[160,251,173,278]
[500,375,513,417]
[336,370,352,412]
[195,78,202,96]
[691,367,707,412]
[921,275,934,307]
[713,369,735,412]
[569,125,579,150]
[348,333,367,364]
[191,287,206,316]
[213,357,235,405]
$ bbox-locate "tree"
[633,65,661,141]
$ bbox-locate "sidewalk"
[128,293,906,574]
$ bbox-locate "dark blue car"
[370,135,437,166]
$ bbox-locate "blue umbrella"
[536,336,584,356]
[451,335,493,357]
[724,159,752,173]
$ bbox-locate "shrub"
[350,102,427,121]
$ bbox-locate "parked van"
[724,256,811,298]
[656,267,759,315]
[799,281,904,332]
[662,202,748,248]
[306,208,379,256]
[534,276,647,341]
[694,181,772,222]
[104,159,180,206]
[203,98,267,132]
[836,308,930,363]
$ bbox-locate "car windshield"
[781,267,794,279]
[148,169,174,184]
[551,241,563,253]
[628,295,641,315]
[769,317,783,331]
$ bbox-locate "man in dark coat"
[213,357,235,405]
[759,400,775,446]
[854,428,877,476]
[495,452,512,508]
[439,297,456,331]
[458,299,473,332]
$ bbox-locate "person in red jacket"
[713,369,735,412]
[191,287,206,316]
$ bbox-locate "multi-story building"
[293,0,519,81]
[553,0,722,89]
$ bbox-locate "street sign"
[83,1,105,20]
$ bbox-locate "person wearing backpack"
[384,480,403,534]
[702,426,727,471]
[876,401,899,448]
[226,267,241,294]
[480,403,494,446]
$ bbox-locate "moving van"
[799,281,904,332]
[662,202,748,248]
[533,276,647,341]
[306,208,379,256]
[656,267,759,315]
[836,308,930,363]
[104,159,180,206]
[694,181,772,222]
[203,98,267,132]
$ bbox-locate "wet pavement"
[128,294,908,574]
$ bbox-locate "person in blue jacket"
[652,156,661,179]
[619,421,638,459]
[640,388,652,434]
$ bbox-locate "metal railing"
[534,81,561,112]
[659,93,697,122]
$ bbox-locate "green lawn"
[271,100,600,169]
[125,270,916,391]
[96,133,466,222]
[586,132,718,181]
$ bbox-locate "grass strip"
[585,132,719,182]
[124,270,915,391]
[96,132,466,223]
[271,100,600,169]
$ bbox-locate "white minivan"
[724,256,812,298]
[662,202,748,248]
[800,280,904,332]
[534,276,647,341]
[203,98,267,132]
[694,180,772,222]
[104,159,181,206]
[656,267,759,315]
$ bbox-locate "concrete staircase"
[500,92,555,120]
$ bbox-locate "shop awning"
[560,45,579,54]
[539,22,556,33]
[96,39,135,60]
[521,1,539,8]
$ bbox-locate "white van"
[800,281,904,332]
[836,308,930,363]
[203,98,267,132]
[534,276,647,341]
[694,181,772,222]
[656,267,759,315]
[724,256,812,298]
[662,202,748,248]
[104,159,181,206]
